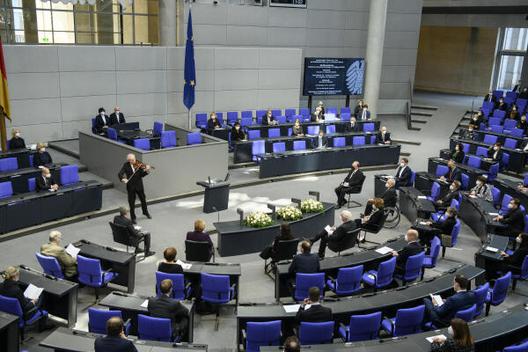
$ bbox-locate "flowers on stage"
[244,212,274,228]
[276,206,303,221]
[300,199,324,213]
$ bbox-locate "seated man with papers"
[114,207,155,257]
[434,181,461,211]
[94,316,137,352]
[391,229,424,275]
[414,207,457,249]
[296,287,333,323]
[40,230,78,279]
[423,275,476,328]
[308,210,358,259]
[492,198,525,238]
[36,167,59,192]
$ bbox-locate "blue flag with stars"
[183,9,196,110]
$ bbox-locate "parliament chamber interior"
[0,0,528,351]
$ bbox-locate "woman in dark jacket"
[33,143,53,167]
[0,266,38,316]
[431,318,474,352]
[450,143,465,164]
[231,122,246,141]
[8,128,26,150]
[157,247,183,274]
[259,223,294,260]
[500,233,528,275]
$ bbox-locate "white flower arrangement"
[276,206,303,221]
[300,199,324,213]
[244,212,274,228]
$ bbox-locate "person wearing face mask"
[394,158,412,188]
[493,198,525,237]
[316,101,326,116]
[292,118,304,136]
[498,233,528,276]
[469,176,492,201]
[430,318,474,352]
[415,207,457,249]
[517,114,528,132]
[262,109,278,126]
[460,126,476,140]
[508,105,520,120]
[435,180,461,211]
[354,99,364,117]
[375,126,391,145]
[335,161,365,208]
[33,143,53,168]
[109,106,126,125]
[36,167,59,192]
[311,106,323,122]
[94,107,110,134]
[469,111,483,130]
[423,275,476,328]
[366,179,397,216]
[8,128,25,150]
[496,97,507,111]
[487,142,504,166]
[483,91,495,103]
[519,87,528,99]
[206,112,221,134]
[357,198,386,242]
[391,229,424,275]
[440,160,462,184]
[345,116,359,133]
[450,143,465,164]
[357,103,371,120]
[230,122,246,141]
[312,129,327,149]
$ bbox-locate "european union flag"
[183,9,196,110]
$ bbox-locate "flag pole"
[0,110,6,152]
[188,108,192,130]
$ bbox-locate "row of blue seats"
[106,127,204,150]
[481,98,528,117]
[244,123,378,140]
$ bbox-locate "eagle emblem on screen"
[346,59,365,95]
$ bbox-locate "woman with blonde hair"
[8,128,25,150]
[33,142,53,167]
[0,266,39,315]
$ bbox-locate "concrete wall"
[4,44,302,143]
[183,0,423,115]
[415,26,497,96]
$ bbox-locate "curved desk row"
[459,195,506,243]
[245,120,381,137]
[398,187,436,223]
[0,148,35,169]
[492,177,528,209]
[429,156,487,188]
[0,312,19,352]
[260,304,528,352]
[0,163,65,194]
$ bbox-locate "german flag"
[0,38,10,121]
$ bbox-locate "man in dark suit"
[483,91,495,103]
[356,104,371,120]
[415,207,457,247]
[288,241,320,274]
[118,153,151,223]
[392,229,424,275]
[186,219,214,260]
[375,126,391,145]
[94,317,137,352]
[423,275,476,327]
[309,210,358,258]
[493,198,525,237]
[364,179,397,216]
[335,161,365,208]
[487,143,504,167]
[435,180,461,211]
[36,167,59,192]
[296,287,333,322]
[312,129,328,149]
[94,107,111,134]
[440,160,462,184]
[394,158,412,188]
[344,116,359,132]
[110,106,126,125]
[283,336,300,352]
[114,207,154,256]
[148,279,189,340]
[262,109,278,126]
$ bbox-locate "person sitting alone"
[391,229,424,275]
[260,223,294,261]
[288,241,320,274]
[309,210,358,259]
[335,161,365,209]
[94,316,137,352]
[113,207,155,257]
[158,247,183,274]
[415,207,457,249]
[40,230,77,279]
[186,219,214,261]
[8,128,25,150]
[296,286,332,322]
[36,167,59,192]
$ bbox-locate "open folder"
[24,284,44,301]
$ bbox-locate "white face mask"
[508,203,514,209]
[40,148,45,153]
[477,181,483,186]
[404,235,409,242]
[15,133,20,137]
[45,173,51,178]
[372,205,377,211]
[494,147,499,151]
[447,326,454,336]
[100,112,105,116]
[516,236,522,244]
[450,186,455,191]
[400,163,405,167]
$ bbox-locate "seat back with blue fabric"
[268,128,280,138]
[196,113,207,128]
[488,117,502,126]
[0,294,47,329]
[327,107,337,115]
[424,236,441,268]
[138,314,173,342]
[77,255,107,288]
[326,125,336,134]
[505,91,518,103]
[299,321,334,345]
[227,112,238,124]
[472,282,489,316]
[492,109,506,119]
[409,171,416,187]
[256,110,267,123]
[201,273,234,304]
[245,320,282,352]
[307,125,319,135]
[285,108,296,117]
[450,198,460,211]
[504,138,517,149]
[488,163,499,181]
[517,99,528,113]
[455,304,477,322]
[345,312,381,341]
[155,272,187,300]
[35,252,64,279]
[503,120,517,131]
[500,194,513,214]
[400,252,425,283]
[28,177,36,192]
[340,112,351,121]
[276,116,287,124]
[299,108,310,117]
[492,90,503,100]
[353,136,365,146]
[91,118,97,133]
[502,152,510,169]
[0,157,18,172]
[393,305,425,336]
[517,256,528,280]
[376,257,396,288]
[341,107,351,115]
[483,134,498,145]
[467,157,481,171]
[491,186,501,206]
[435,165,449,177]
[524,173,528,187]
[88,308,124,334]
[475,146,488,158]
[294,273,325,301]
[161,130,177,148]
[293,140,306,151]
[272,142,286,154]
[333,137,346,148]
[429,182,441,201]
[461,173,470,190]
[215,113,224,126]
[60,165,80,186]
[187,132,202,145]
[363,123,375,132]
[490,125,504,134]
[153,121,164,136]
[504,340,528,352]
[271,109,281,117]
[333,266,363,296]
[107,128,118,141]
[488,271,511,306]
[450,219,461,247]
[252,140,265,161]
[248,130,261,140]
[511,128,525,137]
[241,111,253,119]
[241,118,253,127]
[0,181,13,199]
[134,138,150,151]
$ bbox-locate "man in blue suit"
[423,275,476,328]
[288,241,320,274]
[94,317,137,352]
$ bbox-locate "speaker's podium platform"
[196,176,230,213]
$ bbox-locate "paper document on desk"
[426,335,446,343]
[65,244,80,259]
[176,259,192,270]
[417,196,427,200]
[486,246,499,253]
[140,299,149,308]
[488,212,499,216]
[430,294,444,306]
[283,304,301,313]
[24,284,44,300]
[324,225,334,235]
[419,221,428,226]
[375,246,393,255]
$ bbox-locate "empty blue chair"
[155,272,190,300]
[505,91,518,104]
[511,128,525,137]
[299,321,334,345]
[268,128,280,138]
[441,219,461,258]
[248,130,261,140]
[488,163,499,182]
[153,121,164,136]
[227,111,238,124]
[293,140,306,151]
[362,257,396,290]
[0,157,18,172]
[499,194,513,214]
[241,111,253,119]
[161,130,177,148]
[294,273,325,301]
[340,112,351,121]
[363,123,375,132]
[0,295,48,340]
[427,182,441,202]
[327,265,363,296]
[138,314,173,342]
[245,320,282,352]
[475,147,488,159]
[327,107,337,115]
[256,110,267,123]
[502,152,510,169]
[435,165,449,177]
[504,340,528,352]
[88,308,130,335]
[511,255,528,291]
[338,311,381,342]
[395,252,425,285]
[187,132,202,145]
[467,155,482,169]
[272,142,286,154]
[60,165,79,186]
[77,255,118,301]
[340,107,351,115]
[0,181,13,199]
[353,136,366,146]
[107,127,118,141]
[271,109,281,117]
[490,125,504,134]
[91,117,97,133]
[423,236,441,270]
[195,113,207,128]
[307,125,320,135]
[215,112,224,126]
[488,117,502,126]
[326,125,336,134]
[252,140,265,161]
[461,173,470,190]
[492,90,504,100]
[241,118,253,127]
[517,99,528,113]
[504,120,517,131]
[483,134,498,145]
[201,273,236,329]
[504,138,518,149]
[382,305,425,336]
[455,304,477,322]
[28,177,36,192]
[299,108,310,117]
[35,252,64,279]
[409,171,416,186]
[333,137,346,148]
[472,282,490,317]
[485,271,511,315]
[492,109,506,119]
[134,138,150,151]
[285,108,296,117]
[276,116,287,124]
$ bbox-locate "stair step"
[411,105,438,111]
[408,127,421,131]
[411,119,427,124]
[49,140,80,159]
[393,139,421,146]
[400,151,411,157]
[411,112,433,117]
